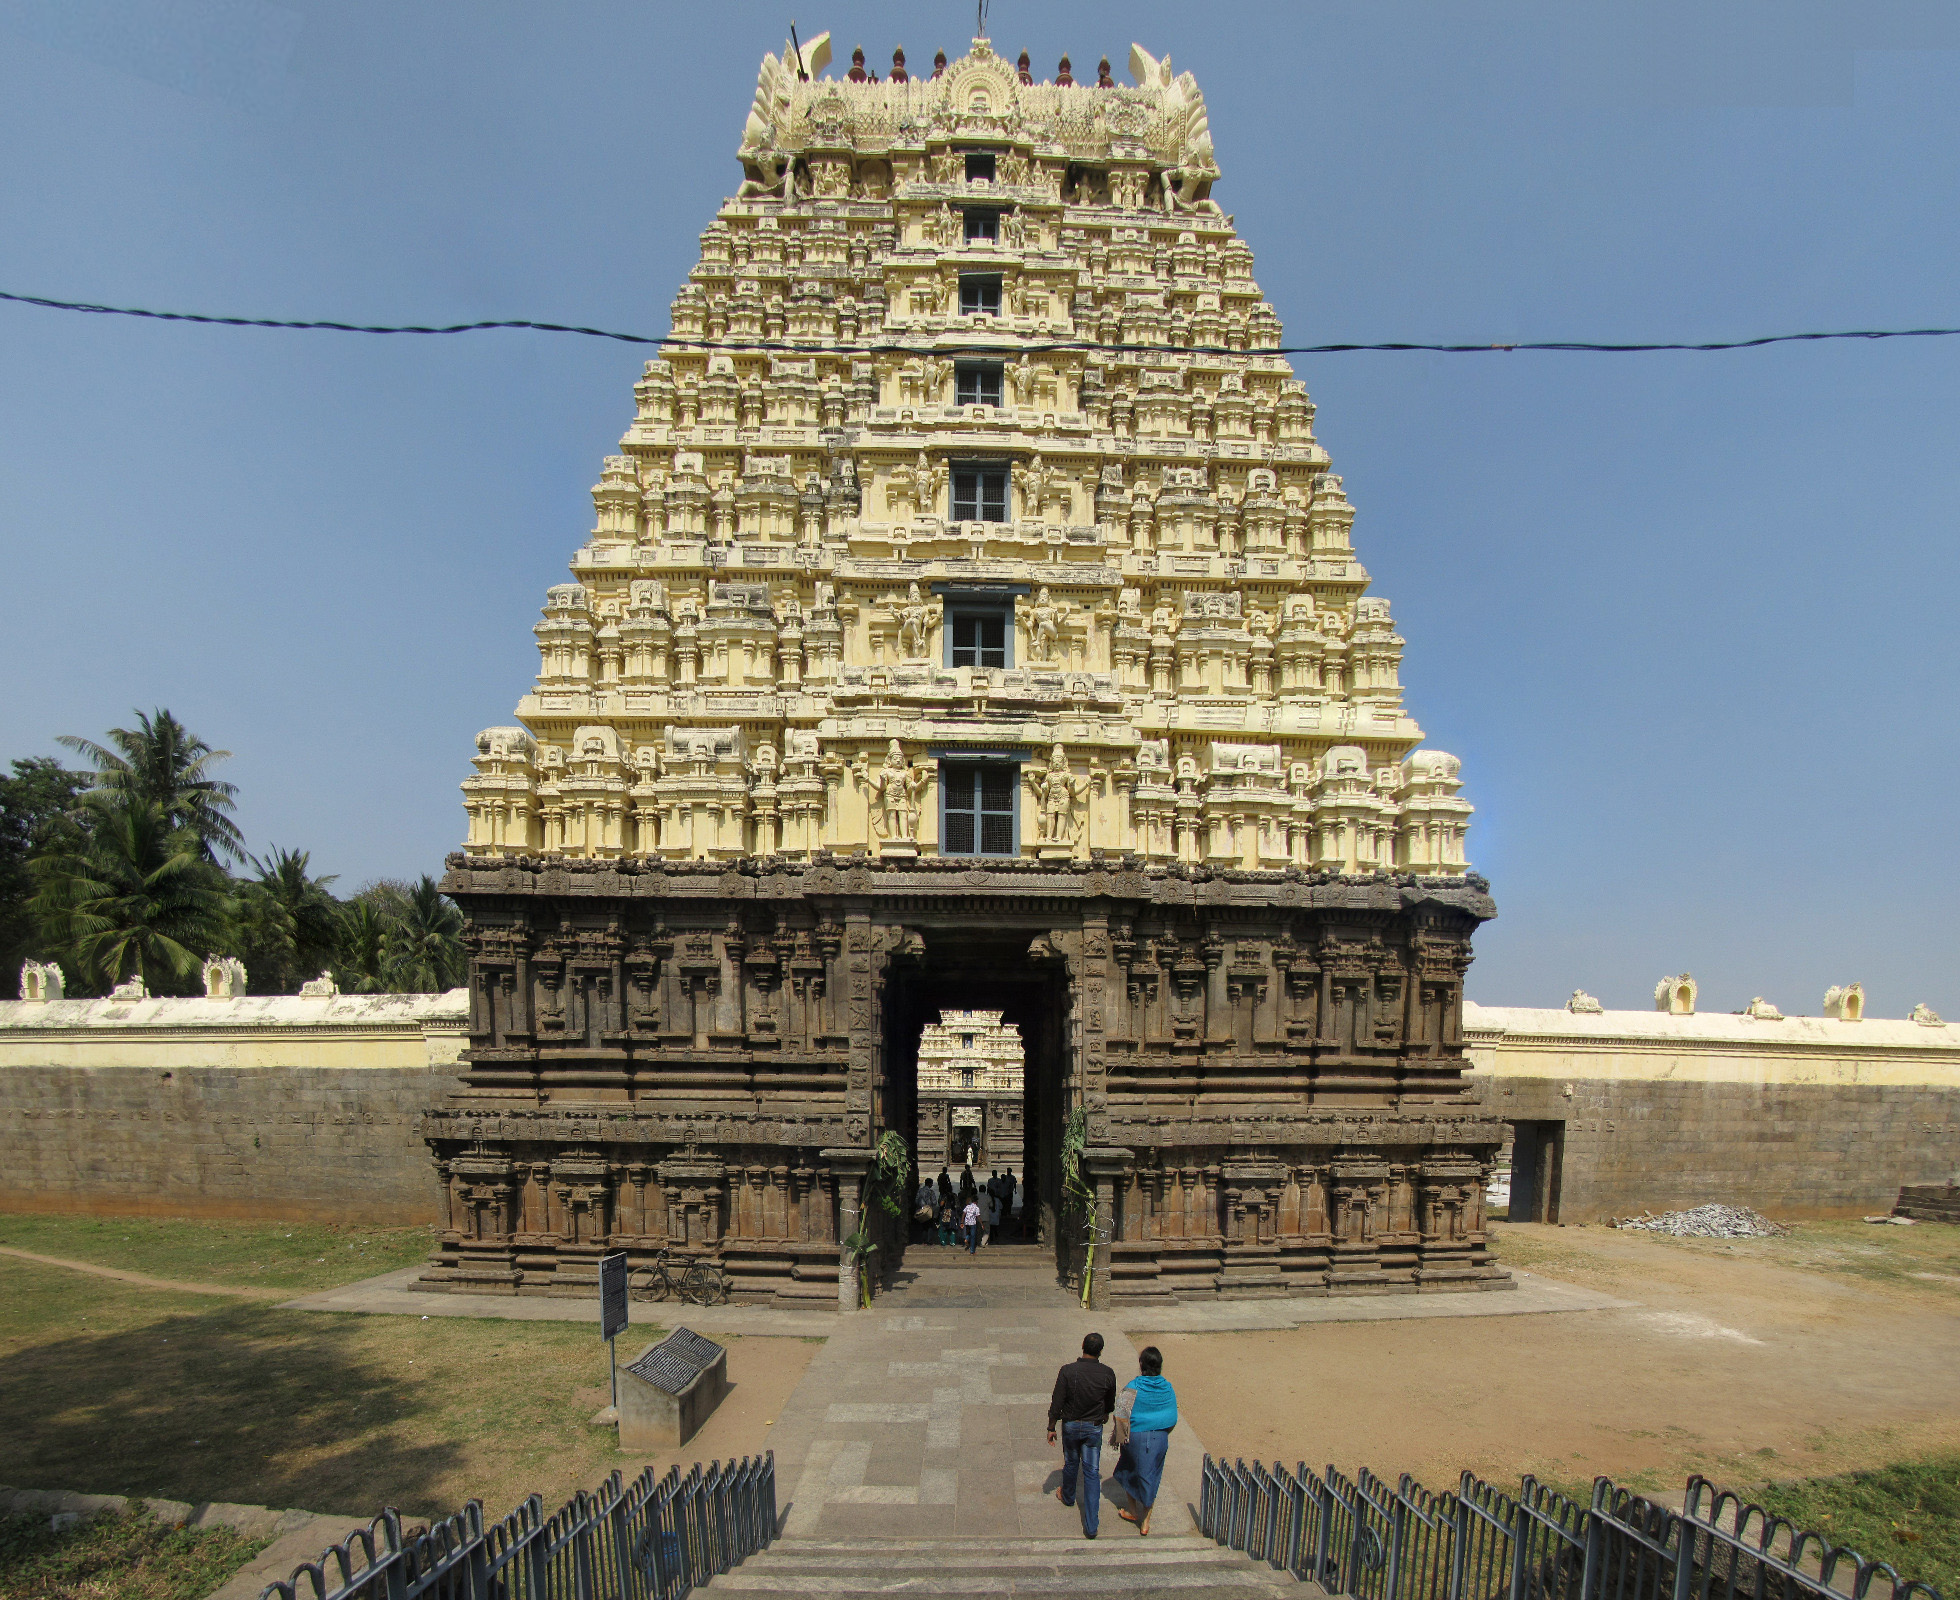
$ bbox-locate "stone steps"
[703,1534,1308,1597]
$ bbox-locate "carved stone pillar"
[825,1148,874,1312]
[1080,1147,1133,1312]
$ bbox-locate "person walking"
[1112,1345,1177,1536]
[1046,1331,1116,1538]
[981,1182,997,1246]
[1009,1170,1025,1239]
[914,1176,938,1245]
[962,1194,981,1253]
[936,1195,956,1247]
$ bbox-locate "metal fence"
[1199,1460,1943,1600]
[260,1453,775,1600]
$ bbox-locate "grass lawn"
[0,1507,267,1600]
[1752,1454,1960,1596]
[0,1213,434,1293]
[0,1255,670,1519]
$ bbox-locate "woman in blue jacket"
[1113,1345,1177,1535]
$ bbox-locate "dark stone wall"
[1487,1075,1960,1221]
[1896,1183,1960,1222]
[422,854,1508,1305]
[0,1066,444,1225]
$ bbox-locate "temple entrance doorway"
[1506,1120,1565,1223]
[882,932,1071,1267]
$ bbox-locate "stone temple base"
[419,854,1507,1309]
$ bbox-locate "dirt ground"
[584,1334,818,1488]
[1160,1220,1960,1498]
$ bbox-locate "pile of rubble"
[1614,1204,1789,1238]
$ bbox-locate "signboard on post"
[600,1251,629,1415]
[600,1252,630,1341]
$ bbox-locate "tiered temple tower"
[916,1008,1025,1172]
[422,35,1506,1308]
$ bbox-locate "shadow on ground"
[0,1298,454,1515]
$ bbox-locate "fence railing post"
[1580,1486,1605,1600]
[1284,1465,1306,1578]
[1507,1489,1531,1600]
[1671,1508,1698,1600]
[1449,1479,1472,1600]
[756,1450,772,1552]
[1386,1490,1407,1600]
[572,1500,596,1600]
[1316,1470,1336,1592]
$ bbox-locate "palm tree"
[58,709,244,864]
[333,896,394,993]
[28,792,232,994]
[382,875,465,992]
[236,847,342,992]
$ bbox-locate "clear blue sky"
[3,2,1957,1017]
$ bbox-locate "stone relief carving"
[1028,743,1090,845]
[1026,585,1070,663]
[859,739,929,841]
[894,581,932,661]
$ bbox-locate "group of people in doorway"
[914,1165,1024,1250]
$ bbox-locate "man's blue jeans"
[1059,1421,1103,1537]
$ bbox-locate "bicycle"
[632,1249,730,1307]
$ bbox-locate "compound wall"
[1465,1003,1960,1222]
[6,990,1956,1229]
[0,990,467,1226]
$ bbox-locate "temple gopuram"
[420,34,1506,1308]
[916,1009,1026,1173]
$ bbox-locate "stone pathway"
[282,1259,1627,1338]
[766,1245,1210,1542]
[1117,1268,1634,1333]
[0,1247,286,1299]
[282,1265,837,1335]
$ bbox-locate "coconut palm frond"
[58,709,244,863]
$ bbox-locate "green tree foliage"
[0,757,90,996]
[59,708,244,864]
[8,712,466,998]
[333,895,394,994]
[28,792,233,995]
[233,848,342,994]
[380,875,465,993]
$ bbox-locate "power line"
[4,286,1959,357]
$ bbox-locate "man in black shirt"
[1046,1331,1117,1538]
